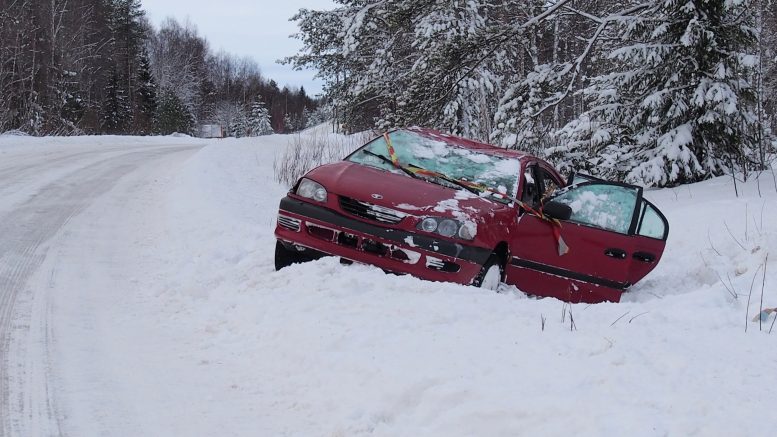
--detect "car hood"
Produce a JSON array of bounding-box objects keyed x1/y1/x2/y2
[{"x1": 305, "y1": 161, "x2": 508, "y2": 220}]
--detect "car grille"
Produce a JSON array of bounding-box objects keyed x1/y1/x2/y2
[
  {"x1": 339, "y1": 196, "x2": 406, "y2": 224},
  {"x1": 277, "y1": 214, "x2": 301, "y2": 231}
]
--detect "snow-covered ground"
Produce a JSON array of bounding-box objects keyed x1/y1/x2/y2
[{"x1": 1, "y1": 131, "x2": 776, "y2": 436}]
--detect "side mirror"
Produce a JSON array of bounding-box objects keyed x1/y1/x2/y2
[{"x1": 542, "y1": 200, "x2": 572, "y2": 221}]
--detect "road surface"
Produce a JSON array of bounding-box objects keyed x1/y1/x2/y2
[{"x1": 0, "y1": 140, "x2": 201, "y2": 436}]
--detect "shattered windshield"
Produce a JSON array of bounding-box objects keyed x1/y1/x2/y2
[{"x1": 346, "y1": 130, "x2": 521, "y2": 197}]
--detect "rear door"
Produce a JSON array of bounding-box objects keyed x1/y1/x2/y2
[{"x1": 507, "y1": 181, "x2": 667, "y2": 303}]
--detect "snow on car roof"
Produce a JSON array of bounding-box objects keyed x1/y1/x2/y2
[{"x1": 404, "y1": 126, "x2": 531, "y2": 161}]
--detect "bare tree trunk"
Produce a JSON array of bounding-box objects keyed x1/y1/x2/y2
[{"x1": 756, "y1": 0, "x2": 766, "y2": 169}]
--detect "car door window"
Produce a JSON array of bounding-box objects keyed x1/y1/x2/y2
[
  {"x1": 637, "y1": 200, "x2": 668, "y2": 240},
  {"x1": 551, "y1": 183, "x2": 640, "y2": 234}
]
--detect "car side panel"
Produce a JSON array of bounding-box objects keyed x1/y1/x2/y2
[
  {"x1": 507, "y1": 263, "x2": 624, "y2": 303},
  {"x1": 507, "y1": 214, "x2": 637, "y2": 302}
]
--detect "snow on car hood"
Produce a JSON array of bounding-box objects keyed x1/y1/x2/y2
[{"x1": 305, "y1": 161, "x2": 507, "y2": 221}]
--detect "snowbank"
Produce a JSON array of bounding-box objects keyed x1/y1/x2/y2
[
  {"x1": 151, "y1": 138, "x2": 777, "y2": 435},
  {"x1": 9, "y1": 134, "x2": 777, "y2": 436}
]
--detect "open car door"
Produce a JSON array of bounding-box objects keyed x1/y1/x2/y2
[{"x1": 507, "y1": 181, "x2": 668, "y2": 303}]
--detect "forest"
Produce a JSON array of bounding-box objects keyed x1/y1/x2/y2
[
  {"x1": 0, "y1": 0, "x2": 320, "y2": 137},
  {"x1": 3, "y1": 0, "x2": 776, "y2": 187},
  {"x1": 287, "y1": 0, "x2": 777, "y2": 187}
]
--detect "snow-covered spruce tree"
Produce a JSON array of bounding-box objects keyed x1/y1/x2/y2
[
  {"x1": 247, "y1": 98, "x2": 273, "y2": 136},
  {"x1": 229, "y1": 105, "x2": 248, "y2": 138},
  {"x1": 134, "y1": 50, "x2": 158, "y2": 135},
  {"x1": 102, "y1": 67, "x2": 132, "y2": 134},
  {"x1": 556, "y1": 0, "x2": 761, "y2": 186},
  {"x1": 301, "y1": 107, "x2": 313, "y2": 128},
  {"x1": 304, "y1": 104, "x2": 332, "y2": 128},
  {"x1": 156, "y1": 91, "x2": 193, "y2": 134},
  {"x1": 283, "y1": 112, "x2": 294, "y2": 133},
  {"x1": 105, "y1": 0, "x2": 151, "y2": 134}
]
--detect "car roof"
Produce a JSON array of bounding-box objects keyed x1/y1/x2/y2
[{"x1": 403, "y1": 127, "x2": 532, "y2": 161}]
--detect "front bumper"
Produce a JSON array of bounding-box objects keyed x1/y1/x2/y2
[{"x1": 274, "y1": 196, "x2": 490, "y2": 285}]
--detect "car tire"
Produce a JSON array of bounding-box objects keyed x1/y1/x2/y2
[
  {"x1": 472, "y1": 255, "x2": 504, "y2": 291},
  {"x1": 275, "y1": 241, "x2": 304, "y2": 271}
]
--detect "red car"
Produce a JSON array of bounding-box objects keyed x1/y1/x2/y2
[{"x1": 274, "y1": 128, "x2": 668, "y2": 303}]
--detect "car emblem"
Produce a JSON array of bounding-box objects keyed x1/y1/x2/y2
[{"x1": 371, "y1": 194, "x2": 383, "y2": 200}]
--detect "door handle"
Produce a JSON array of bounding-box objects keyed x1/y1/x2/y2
[
  {"x1": 604, "y1": 248, "x2": 627, "y2": 259},
  {"x1": 633, "y1": 251, "x2": 656, "y2": 263}
]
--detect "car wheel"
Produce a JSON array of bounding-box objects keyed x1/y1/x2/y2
[
  {"x1": 472, "y1": 255, "x2": 503, "y2": 291},
  {"x1": 275, "y1": 241, "x2": 304, "y2": 271}
]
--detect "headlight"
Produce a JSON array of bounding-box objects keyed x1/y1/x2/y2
[
  {"x1": 416, "y1": 217, "x2": 476, "y2": 240},
  {"x1": 437, "y1": 219, "x2": 458, "y2": 237},
  {"x1": 420, "y1": 217, "x2": 438, "y2": 232},
  {"x1": 296, "y1": 178, "x2": 327, "y2": 202},
  {"x1": 458, "y1": 222, "x2": 476, "y2": 240}
]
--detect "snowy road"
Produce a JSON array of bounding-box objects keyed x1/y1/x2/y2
[{"x1": 0, "y1": 140, "x2": 201, "y2": 435}]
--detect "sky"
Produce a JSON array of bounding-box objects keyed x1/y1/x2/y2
[{"x1": 140, "y1": 0, "x2": 335, "y2": 96}]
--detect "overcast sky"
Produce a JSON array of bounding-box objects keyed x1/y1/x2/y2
[{"x1": 140, "y1": 0, "x2": 335, "y2": 96}]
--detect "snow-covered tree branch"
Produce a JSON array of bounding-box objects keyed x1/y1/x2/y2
[{"x1": 289, "y1": 0, "x2": 776, "y2": 187}]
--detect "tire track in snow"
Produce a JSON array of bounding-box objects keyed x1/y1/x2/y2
[
  {"x1": 0, "y1": 144, "x2": 192, "y2": 211},
  {"x1": 0, "y1": 144, "x2": 200, "y2": 436}
]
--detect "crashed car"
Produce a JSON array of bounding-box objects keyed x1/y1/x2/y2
[{"x1": 274, "y1": 127, "x2": 668, "y2": 303}]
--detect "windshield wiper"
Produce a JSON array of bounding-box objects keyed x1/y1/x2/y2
[
  {"x1": 406, "y1": 163, "x2": 483, "y2": 196},
  {"x1": 361, "y1": 149, "x2": 420, "y2": 179},
  {"x1": 408, "y1": 163, "x2": 514, "y2": 204},
  {"x1": 363, "y1": 149, "x2": 506, "y2": 201}
]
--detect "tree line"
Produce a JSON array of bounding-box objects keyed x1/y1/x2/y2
[
  {"x1": 0, "y1": 0, "x2": 319, "y2": 136},
  {"x1": 287, "y1": 0, "x2": 777, "y2": 187}
]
